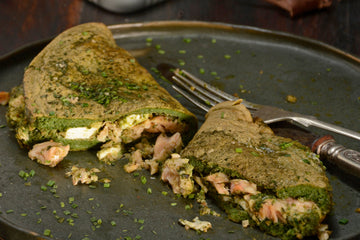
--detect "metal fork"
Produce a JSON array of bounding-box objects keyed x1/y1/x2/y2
[
  {"x1": 170, "y1": 68, "x2": 360, "y2": 177},
  {"x1": 171, "y1": 69, "x2": 360, "y2": 141}
]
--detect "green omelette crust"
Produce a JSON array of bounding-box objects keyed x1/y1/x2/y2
[
  {"x1": 181, "y1": 100, "x2": 332, "y2": 239},
  {"x1": 7, "y1": 23, "x2": 197, "y2": 149}
]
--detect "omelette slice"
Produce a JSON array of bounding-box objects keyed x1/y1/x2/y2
[
  {"x1": 6, "y1": 22, "x2": 197, "y2": 164},
  {"x1": 169, "y1": 100, "x2": 332, "y2": 240}
]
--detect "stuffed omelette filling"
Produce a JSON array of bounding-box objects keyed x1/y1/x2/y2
[{"x1": 6, "y1": 22, "x2": 197, "y2": 167}]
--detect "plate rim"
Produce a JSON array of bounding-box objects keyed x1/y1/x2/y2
[{"x1": 2, "y1": 20, "x2": 360, "y2": 66}]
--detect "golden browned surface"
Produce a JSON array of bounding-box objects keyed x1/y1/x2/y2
[
  {"x1": 182, "y1": 100, "x2": 330, "y2": 191},
  {"x1": 23, "y1": 22, "x2": 195, "y2": 122}
]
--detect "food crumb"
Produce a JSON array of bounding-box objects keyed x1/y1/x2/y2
[
  {"x1": 179, "y1": 217, "x2": 212, "y2": 232},
  {"x1": 242, "y1": 219, "x2": 250, "y2": 228},
  {"x1": 355, "y1": 208, "x2": 360, "y2": 213},
  {"x1": 318, "y1": 224, "x2": 330, "y2": 240},
  {"x1": 0, "y1": 91, "x2": 10, "y2": 105},
  {"x1": 65, "y1": 166, "x2": 100, "y2": 185},
  {"x1": 286, "y1": 95, "x2": 297, "y2": 103}
]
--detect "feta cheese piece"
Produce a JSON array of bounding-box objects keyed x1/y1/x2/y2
[
  {"x1": 97, "y1": 143, "x2": 123, "y2": 164},
  {"x1": 65, "y1": 127, "x2": 99, "y2": 139},
  {"x1": 119, "y1": 113, "x2": 151, "y2": 130}
]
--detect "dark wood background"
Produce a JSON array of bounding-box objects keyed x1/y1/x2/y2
[{"x1": 0, "y1": 0, "x2": 359, "y2": 58}]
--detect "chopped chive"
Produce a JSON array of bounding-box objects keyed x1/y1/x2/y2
[
  {"x1": 302, "y1": 159, "x2": 311, "y2": 164},
  {"x1": 178, "y1": 59, "x2": 185, "y2": 66},
  {"x1": 251, "y1": 151, "x2": 260, "y2": 156},
  {"x1": 43, "y1": 229, "x2": 51, "y2": 236},
  {"x1": 188, "y1": 193, "x2": 195, "y2": 199},
  {"x1": 47, "y1": 180, "x2": 55, "y2": 187},
  {"x1": 18, "y1": 170, "x2": 29, "y2": 180},
  {"x1": 235, "y1": 148, "x2": 243, "y2": 153},
  {"x1": 224, "y1": 54, "x2": 231, "y2": 59},
  {"x1": 29, "y1": 169, "x2": 35, "y2": 177},
  {"x1": 64, "y1": 210, "x2": 71, "y2": 215},
  {"x1": 141, "y1": 176, "x2": 147, "y2": 184},
  {"x1": 158, "y1": 49, "x2": 165, "y2": 55},
  {"x1": 147, "y1": 188, "x2": 152, "y2": 194},
  {"x1": 339, "y1": 219, "x2": 349, "y2": 224},
  {"x1": 279, "y1": 142, "x2": 293, "y2": 150}
]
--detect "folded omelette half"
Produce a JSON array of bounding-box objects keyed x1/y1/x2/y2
[
  {"x1": 6, "y1": 22, "x2": 197, "y2": 164},
  {"x1": 177, "y1": 100, "x2": 332, "y2": 240}
]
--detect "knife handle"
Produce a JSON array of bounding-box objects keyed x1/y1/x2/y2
[{"x1": 312, "y1": 135, "x2": 360, "y2": 177}]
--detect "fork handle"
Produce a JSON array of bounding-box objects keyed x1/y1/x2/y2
[
  {"x1": 292, "y1": 117, "x2": 360, "y2": 141},
  {"x1": 312, "y1": 135, "x2": 360, "y2": 177}
]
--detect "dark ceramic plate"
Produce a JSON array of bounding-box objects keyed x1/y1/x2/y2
[{"x1": 0, "y1": 21, "x2": 359, "y2": 240}]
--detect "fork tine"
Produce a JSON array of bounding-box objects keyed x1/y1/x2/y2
[
  {"x1": 174, "y1": 69, "x2": 235, "y2": 103},
  {"x1": 172, "y1": 85, "x2": 211, "y2": 112},
  {"x1": 172, "y1": 75, "x2": 219, "y2": 106},
  {"x1": 172, "y1": 68, "x2": 258, "y2": 113}
]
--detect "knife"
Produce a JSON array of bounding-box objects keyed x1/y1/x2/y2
[{"x1": 270, "y1": 121, "x2": 360, "y2": 177}]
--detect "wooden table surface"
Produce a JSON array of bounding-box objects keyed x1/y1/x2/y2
[{"x1": 0, "y1": 0, "x2": 359, "y2": 58}]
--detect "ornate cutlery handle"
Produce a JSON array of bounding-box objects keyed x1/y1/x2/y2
[{"x1": 312, "y1": 135, "x2": 360, "y2": 177}]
